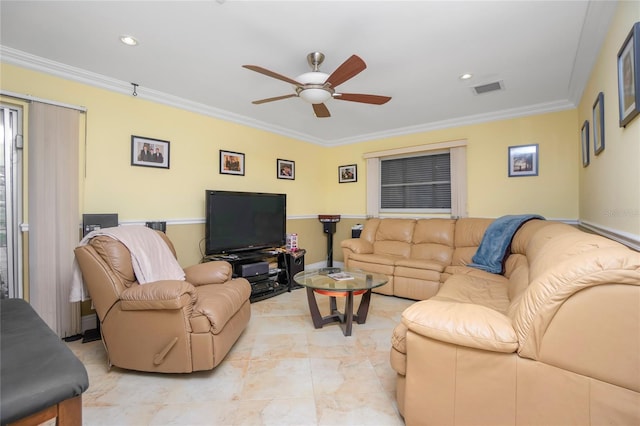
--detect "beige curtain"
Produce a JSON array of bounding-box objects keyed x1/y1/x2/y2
[{"x1": 28, "y1": 102, "x2": 80, "y2": 337}]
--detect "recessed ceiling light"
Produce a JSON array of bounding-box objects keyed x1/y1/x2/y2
[
  {"x1": 120, "y1": 35, "x2": 138, "y2": 46},
  {"x1": 460, "y1": 73, "x2": 473, "y2": 80}
]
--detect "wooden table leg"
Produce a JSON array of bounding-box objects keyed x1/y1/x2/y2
[
  {"x1": 329, "y1": 295, "x2": 338, "y2": 315},
  {"x1": 355, "y1": 289, "x2": 373, "y2": 324},
  {"x1": 343, "y1": 291, "x2": 354, "y2": 336},
  {"x1": 306, "y1": 287, "x2": 324, "y2": 329}
]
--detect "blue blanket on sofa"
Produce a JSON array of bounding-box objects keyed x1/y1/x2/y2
[{"x1": 468, "y1": 214, "x2": 544, "y2": 274}]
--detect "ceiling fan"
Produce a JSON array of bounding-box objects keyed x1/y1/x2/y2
[{"x1": 242, "y1": 52, "x2": 391, "y2": 118}]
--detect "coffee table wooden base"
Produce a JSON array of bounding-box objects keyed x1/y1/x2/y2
[{"x1": 305, "y1": 287, "x2": 373, "y2": 336}]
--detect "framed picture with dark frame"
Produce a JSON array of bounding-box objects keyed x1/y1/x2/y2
[
  {"x1": 592, "y1": 92, "x2": 605, "y2": 155},
  {"x1": 338, "y1": 164, "x2": 357, "y2": 183},
  {"x1": 131, "y1": 135, "x2": 170, "y2": 169},
  {"x1": 617, "y1": 22, "x2": 640, "y2": 127},
  {"x1": 277, "y1": 159, "x2": 295, "y2": 180},
  {"x1": 507, "y1": 144, "x2": 538, "y2": 177},
  {"x1": 581, "y1": 120, "x2": 590, "y2": 167},
  {"x1": 219, "y1": 150, "x2": 245, "y2": 176}
]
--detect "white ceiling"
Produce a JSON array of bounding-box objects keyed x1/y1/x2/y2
[{"x1": 0, "y1": 1, "x2": 617, "y2": 146}]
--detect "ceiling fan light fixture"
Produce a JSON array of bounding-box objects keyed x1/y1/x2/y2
[{"x1": 298, "y1": 88, "x2": 332, "y2": 104}]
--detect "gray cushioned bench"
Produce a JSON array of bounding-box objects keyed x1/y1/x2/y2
[{"x1": 1, "y1": 299, "x2": 89, "y2": 425}]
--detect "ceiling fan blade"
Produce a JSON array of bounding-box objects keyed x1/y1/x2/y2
[
  {"x1": 334, "y1": 93, "x2": 392, "y2": 105},
  {"x1": 325, "y1": 55, "x2": 367, "y2": 88},
  {"x1": 242, "y1": 65, "x2": 302, "y2": 87},
  {"x1": 252, "y1": 94, "x2": 297, "y2": 104},
  {"x1": 312, "y1": 103, "x2": 331, "y2": 118}
]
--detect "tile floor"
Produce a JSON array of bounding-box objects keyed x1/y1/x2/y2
[{"x1": 67, "y1": 288, "x2": 415, "y2": 425}]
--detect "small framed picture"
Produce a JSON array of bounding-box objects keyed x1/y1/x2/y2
[
  {"x1": 617, "y1": 22, "x2": 639, "y2": 127},
  {"x1": 220, "y1": 150, "x2": 245, "y2": 176},
  {"x1": 507, "y1": 144, "x2": 538, "y2": 177},
  {"x1": 131, "y1": 135, "x2": 170, "y2": 169},
  {"x1": 592, "y1": 92, "x2": 605, "y2": 155},
  {"x1": 277, "y1": 159, "x2": 295, "y2": 180},
  {"x1": 581, "y1": 120, "x2": 590, "y2": 167},
  {"x1": 339, "y1": 164, "x2": 357, "y2": 183}
]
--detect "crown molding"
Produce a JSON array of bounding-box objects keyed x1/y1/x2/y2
[
  {"x1": 0, "y1": 46, "x2": 326, "y2": 145},
  {"x1": 566, "y1": 0, "x2": 617, "y2": 105},
  {"x1": 1, "y1": 45, "x2": 577, "y2": 147},
  {"x1": 332, "y1": 99, "x2": 576, "y2": 146}
]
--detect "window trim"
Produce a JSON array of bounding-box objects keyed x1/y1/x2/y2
[{"x1": 364, "y1": 140, "x2": 467, "y2": 218}]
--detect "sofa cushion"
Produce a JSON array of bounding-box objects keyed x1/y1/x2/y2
[
  {"x1": 395, "y1": 258, "x2": 445, "y2": 273},
  {"x1": 375, "y1": 218, "x2": 415, "y2": 243},
  {"x1": 402, "y1": 299, "x2": 518, "y2": 353},
  {"x1": 193, "y1": 279, "x2": 251, "y2": 334},
  {"x1": 413, "y1": 218, "x2": 455, "y2": 246},
  {"x1": 374, "y1": 240, "x2": 412, "y2": 258},
  {"x1": 394, "y1": 266, "x2": 441, "y2": 282},
  {"x1": 410, "y1": 243, "x2": 453, "y2": 265},
  {"x1": 391, "y1": 323, "x2": 409, "y2": 375},
  {"x1": 435, "y1": 272, "x2": 510, "y2": 314},
  {"x1": 349, "y1": 252, "x2": 400, "y2": 266},
  {"x1": 411, "y1": 219, "x2": 455, "y2": 264},
  {"x1": 451, "y1": 218, "x2": 493, "y2": 266},
  {"x1": 89, "y1": 236, "x2": 136, "y2": 288}
]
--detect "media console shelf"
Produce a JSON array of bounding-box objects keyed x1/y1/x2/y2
[{"x1": 204, "y1": 248, "x2": 305, "y2": 303}]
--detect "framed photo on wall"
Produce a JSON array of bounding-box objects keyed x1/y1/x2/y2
[
  {"x1": 277, "y1": 159, "x2": 295, "y2": 180},
  {"x1": 617, "y1": 22, "x2": 640, "y2": 127},
  {"x1": 219, "y1": 150, "x2": 245, "y2": 176},
  {"x1": 339, "y1": 164, "x2": 357, "y2": 183},
  {"x1": 131, "y1": 135, "x2": 170, "y2": 169},
  {"x1": 592, "y1": 92, "x2": 605, "y2": 155},
  {"x1": 581, "y1": 120, "x2": 590, "y2": 167},
  {"x1": 507, "y1": 144, "x2": 538, "y2": 177}
]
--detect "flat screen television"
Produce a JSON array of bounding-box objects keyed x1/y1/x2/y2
[{"x1": 205, "y1": 190, "x2": 286, "y2": 255}]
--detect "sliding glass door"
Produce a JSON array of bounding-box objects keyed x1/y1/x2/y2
[{"x1": 0, "y1": 105, "x2": 23, "y2": 299}]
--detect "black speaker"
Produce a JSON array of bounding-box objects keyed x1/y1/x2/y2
[
  {"x1": 279, "y1": 251, "x2": 305, "y2": 290},
  {"x1": 145, "y1": 221, "x2": 166, "y2": 233},
  {"x1": 82, "y1": 213, "x2": 118, "y2": 237},
  {"x1": 322, "y1": 222, "x2": 337, "y2": 234},
  {"x1": 235, "y1": 261, "x2": 269, "y2": 278}
]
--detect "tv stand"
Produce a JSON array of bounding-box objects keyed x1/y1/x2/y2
[{"x1": 203, "y1": 248, "x2": 305, "y2": 302}]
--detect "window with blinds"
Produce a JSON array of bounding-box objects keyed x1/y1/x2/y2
[{"x1": 380, "y1": 152, "x2": 451, "y2": 212}]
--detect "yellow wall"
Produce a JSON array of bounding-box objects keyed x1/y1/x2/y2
[
  {"x1": 578, "y1": 2, "x2": 640, "y2": 238},
  {"x1": 325, "y1": 110, "x2": 580, "y2": 219},
  {"x1": 1, "y1": 66, "x2": 328, "y2": 219},
  {"x1": 1, "y1": 64, "x2": 334, "y2": 264}
]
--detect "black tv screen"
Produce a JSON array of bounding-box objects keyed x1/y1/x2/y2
[{"x1": 205, "y1": 190, "x2": 286, "y2": 255}]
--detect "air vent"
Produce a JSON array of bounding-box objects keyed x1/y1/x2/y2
[{"x1": 472, "y1": 81, "x2": 504, "y2": 95}]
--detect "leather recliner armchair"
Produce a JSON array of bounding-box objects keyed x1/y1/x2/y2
[{"x1": 74, "y1": 231, "x2": 251, "y2": 373}]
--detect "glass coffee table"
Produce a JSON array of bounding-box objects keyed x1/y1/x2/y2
[{"x1": 293, "y1": 268, "x2": 388, "y2": 336}]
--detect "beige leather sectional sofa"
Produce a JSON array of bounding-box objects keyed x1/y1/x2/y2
[{"x1": 341, "y1": 218, "x2": 640, "y2": 425}]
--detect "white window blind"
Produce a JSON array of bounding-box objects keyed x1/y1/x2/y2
[
  {"x1": 364, "y1": 140, "x2": 467, "y2": 218},
  {"x1": 380, "y1": 152, "x2": 451, "y2": 211}
]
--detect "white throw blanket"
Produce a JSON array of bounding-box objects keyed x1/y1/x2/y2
[{"x1": 70, "y1": 225, "x2": 185, "y2": 302}]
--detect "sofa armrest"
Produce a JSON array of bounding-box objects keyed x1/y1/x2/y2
[
  {"x1": 184, "y1": 261, "x2": 232, "y2": 285},
  {"x1": 341, "y1": 238, "x2": 374, "y2": 254},
  {"x1": 119, "y1": 280, "x2": 196, "y2": 310},
  {"x1": 401, "y1": 299, "x2": 518, "y2": 353}
]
